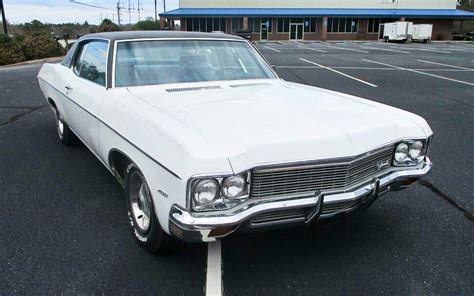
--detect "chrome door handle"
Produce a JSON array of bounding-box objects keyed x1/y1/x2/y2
[{"x1": 65, "y1": 85, "x2": 73, "y2": 91}]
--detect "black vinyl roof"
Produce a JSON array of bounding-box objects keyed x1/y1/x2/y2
[{"x1": 79, "y1": 30, "x2": 244, "y2": 42}]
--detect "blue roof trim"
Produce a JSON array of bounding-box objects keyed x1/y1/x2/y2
[{"x1": 161, "y1": 8, "x2": 474, "y2": 18}]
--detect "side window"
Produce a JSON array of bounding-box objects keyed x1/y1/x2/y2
[
  {"x1": 61, "y1": 42, "x2": 77, "y2": 67},
  {"x1": 73, "y1": 41, "x2": 108, "y2": 86}
]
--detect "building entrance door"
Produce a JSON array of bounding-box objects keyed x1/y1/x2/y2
[
  {"x1": 261, "y1": 23, "x2": 268, "y2": 40},
  {"x1": 290, "y1": 23, "x2": 304, "y2": 40}
]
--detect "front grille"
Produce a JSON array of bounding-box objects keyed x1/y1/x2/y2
[
  {"x1": 250, "y1": 208, "x2": 310, "y2": 226},
  {"x1": 250, "y1": 147, "x2": 393, "y2": 199}
]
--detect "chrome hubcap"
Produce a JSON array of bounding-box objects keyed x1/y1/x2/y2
[
  {"x1": 130, "y1": 179, "x2": 152, "y2": 233},
  {"x1": 57, "y1": 115, "x2": 64, "y2": 136}
]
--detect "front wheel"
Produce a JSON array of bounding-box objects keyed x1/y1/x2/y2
[{"x1": 125, "y1": 163, "x2": 174, "y2": 253}]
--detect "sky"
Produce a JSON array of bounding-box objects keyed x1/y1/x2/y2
[{"x1": 3, "y1": 0, "x2": 179, "y2": 25}]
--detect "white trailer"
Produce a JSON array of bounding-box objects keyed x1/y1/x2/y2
[
  {"x1": 382, "y1": 21, "x2": 414, "y2": 43},
  {"x1": 411, "y1": 24, "x2": 433, "y2": 43}
]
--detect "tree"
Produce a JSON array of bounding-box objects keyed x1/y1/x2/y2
[
  {"x1": 96, "y1": 18, "x2": 121, "y2": 32},
  {"x1": 132, "y1": 17, "x2": 160, "y2": 30},
  {"x1": 459, "y1": 0, "x2": 474, "y2": 11},
  {"x1": 82, "y1": 21, "x2": 89, "y2": 28}
]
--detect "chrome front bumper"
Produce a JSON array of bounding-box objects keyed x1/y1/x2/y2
[{"x1": 169, "y1": 158, "x2": 432, "y2": 242}]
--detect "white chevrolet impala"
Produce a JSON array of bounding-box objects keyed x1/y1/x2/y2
[{"x1": 38, "y1": 31, "x2": 433, "y2": 252}]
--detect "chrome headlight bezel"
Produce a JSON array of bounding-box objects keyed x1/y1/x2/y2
[
  {"x1": 192, "y1": 178, "x2": 219, "y2": 207},
  {"x1": 393, "y1": 139, "x2": 430, "y2": 167},
  {"x1": 188, "y1": 173, "x2": 250, "y2": 212}
]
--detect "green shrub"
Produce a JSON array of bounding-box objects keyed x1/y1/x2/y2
[
  {"x1": 97, "y1": 19, "x2": 121, "y2": 32},
  {"x1": 13, "y1": 34, "x2": 25, "y2": 44},
  {"x1": 0, "y1": 33, "x2": 12, "y2": 44},
  {"x1": 21, "y1": 32, "x2": 64, "y2": 60},
  {"x1": 132, "y1": 18, "x2": 160, "y2": 30},
  {"x1": 0, "y1": 40, "x2": 26, "y2": 65}
]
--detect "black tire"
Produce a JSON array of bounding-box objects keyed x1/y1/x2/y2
[
  {"x1": 55, "y1": 110, "x2": 77, "y2": 146},
  {"x1": 125, "y1": 163, "x2": 174, "y2": 253},
  {"x1": 384, "y1": 36, "x2": 389, "y2": 42}
]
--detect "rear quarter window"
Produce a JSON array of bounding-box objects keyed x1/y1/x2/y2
[{"x1": 61, "y1": 42, "x2": 78, "y2": 67}]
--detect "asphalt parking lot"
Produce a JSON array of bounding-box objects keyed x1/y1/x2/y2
[{"x1": 1, "y1": 41, "x2": 473, "y2": 295}]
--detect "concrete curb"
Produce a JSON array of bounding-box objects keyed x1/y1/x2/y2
[{"x1": 0, "y1": 56, "x2": 64, "y2": 69}]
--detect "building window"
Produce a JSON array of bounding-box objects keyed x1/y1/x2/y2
[
  {"x1": 185, "y1": 18, "x2": 227, "y2": 33},
  {"x1": 277, "y1": 18, "x2": 290, "y2": 33},
  {"x1": 327, "y1": 18, "x2": 359, "y2": 33},
  {"x1": 304, "y1": 18, "x2": 318, "y2": 33},
  {"x1": 231, "y1": 18, "x2": 243, "y2": 33},
  {"x1": 368, "y1": 18, "x2": 380, "y2": 33},
  {"x1": 367, "y1": 18, "x2": 398, "y2": 33}
]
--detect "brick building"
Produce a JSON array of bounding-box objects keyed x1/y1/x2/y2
[{"x1": 161, "y1": 0, "x2": 474, "y2": 41}]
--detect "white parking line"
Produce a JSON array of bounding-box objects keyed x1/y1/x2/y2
[
  {"x1": 363, "y1": 59, "x2": 474, "y2": 86},
  {"x1": 300, "y1": 58, "x2": 377, "y2": 87},
  {"x1": 417, "y1": 59, "x2": 474, "y2": 70},
  {"x1": 299, "y1": 46, "x2": 327, "y2": 53},
  {"x1": 322, "y1": 45, "x2": 370, "y2": 53},
  {"x1": 359, "y1": 46, "x2": 410, "y2": 54},
  {"x1": 276, "y1": 65, "x2": 474, "y2": 71},
  {"x1": 262, "y1": 46, "x2": 281, "y2": 53},
  {"x1": 389, "y1": 46, "x2": 451, "y2": 54},
  {"x1": 206, "y1": 241, "x2": 222, "y2": 296},
  {"x1": 435, "y1": 47, "x2": 474, "y2": 53}
]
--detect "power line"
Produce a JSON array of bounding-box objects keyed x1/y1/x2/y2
[{"x1": 68, "y1": 0, "x2": 114, "y2": 11}]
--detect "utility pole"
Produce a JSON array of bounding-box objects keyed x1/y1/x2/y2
[
  {"x1": 116, "y1": 1, "x2": 122, "y2": 25},
  {"x1": 128, "y1": 0, "x2": 131, "y2": 24},
  {"x1": 163, "y1": 0, "x2": 166, "y2": 13},
  {"x1": 137, "y1": 0, "x2": 141, "y2": 21},
  {"x1": 0, "y1": 0, "x2": 8, "y2": 35},
  {"x1": 154, "y1": 0, "x2": 157, "y2": 22}
]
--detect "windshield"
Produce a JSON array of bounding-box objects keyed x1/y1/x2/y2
[{"x1": 114, "y1": 40, "x2": 276, "y2": 87}]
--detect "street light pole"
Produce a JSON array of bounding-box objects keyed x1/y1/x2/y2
[
  {"x1": 154, "y1": 0, "x2": 157, "y2": 22},
  {"x1": 0, "y1": 0, "x2": 8, "y2": 35},
  {"x1": 163, "y1": 0, "x2": 166, "y2": 13}
]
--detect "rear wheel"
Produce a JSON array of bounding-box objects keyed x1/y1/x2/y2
[
  {"x1": 55, "y1": 111, "x2": 77, "y2": 146},
  {"x1": 125, "y1": 163, "x2": 174, "y2": 253},
  {"x1": 384, "y1": 36, "x2": 389, "y2": 42}
]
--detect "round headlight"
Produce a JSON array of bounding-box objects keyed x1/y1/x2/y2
[
  {"x1": 394, "y1": 142, "x2": 409, "y2": 163},
  {"x1": 409, "y1": 141, "x2": 424, "y2": 160},
  {"x1": 222, "y1": 175, "x2": 246, "y2": 199},
  {"x1": 193, "y1": 179, "x2": 218, "y2": 206}
]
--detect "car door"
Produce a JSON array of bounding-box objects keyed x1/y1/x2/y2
[{"x1": 65, "y1": 40, "x2": 109, "y2": 154}]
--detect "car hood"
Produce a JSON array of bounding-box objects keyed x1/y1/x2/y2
[{"x1": 127, "y1": 79, "x2": 432, "y2": 173}]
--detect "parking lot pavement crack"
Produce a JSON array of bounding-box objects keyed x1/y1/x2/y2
[
  {"x1": 419, "y1": 179, "x2": 474, "y2": 222},
  {"x1": 0, "y1": 106, "x2": 45, "y2": 127}
]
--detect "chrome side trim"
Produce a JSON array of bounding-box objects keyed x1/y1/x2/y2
[{"x1": 38, "y1": 77, "x2": 181, "y2": 179}]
